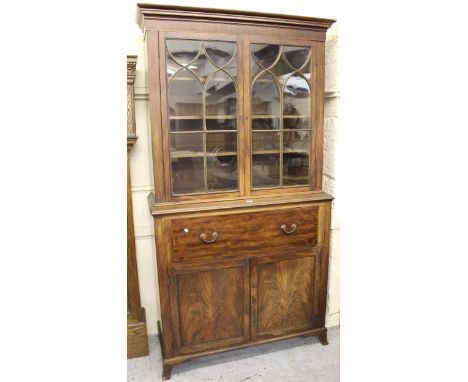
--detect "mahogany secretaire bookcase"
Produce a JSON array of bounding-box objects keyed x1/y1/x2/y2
[{"x1": 137, "y1": 4, "x2": 335, "y2": 379}]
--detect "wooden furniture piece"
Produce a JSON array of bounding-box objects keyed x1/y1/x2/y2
[
  {"x1": 127, "y1": 55, "x2": 149, "y2": 359},
  {"x1": 137, "y1": 4, "x2": 335, "y2": 379}
]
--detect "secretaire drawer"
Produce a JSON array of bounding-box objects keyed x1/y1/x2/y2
[{"x1": 170, "y1": 205, "x2": 320, "y2": 262}]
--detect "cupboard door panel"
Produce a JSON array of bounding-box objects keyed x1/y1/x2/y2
[
  {"x1": 170, "y1": 259, "x2": 250, "y2": 354},
  {"x1": 251, "y1": 248, "x2": 321, "y2": 339}
]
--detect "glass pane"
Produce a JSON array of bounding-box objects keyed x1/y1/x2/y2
[
  {"x1": 252, "y1": 73, "x2": 280, "y2": 115},
  {"x1": 207, "y1": 156, "x2": 238, "y2": 191},
  {"x1": 301, "y1": 57, "x2": 311, "y2": 80},
  {"x1": 204, "y1": 41, "x2": 236, "y2": 68},
  {"x1": 270, "y1": 55, "x2": 294, "y2": 83},
  {"x1": 189, "y1": 51, "x2": 217, "y2": 84},
  {"x1": 283, "y1": 131, "x2": 310, "y2": 153},
  {"x1": 283, "y1": 153, "x2": 309, "y2": 186},
  {"x1": 166, "y1": 56, "x2": 181, "y2": 79},
  {"x1": 171, "y1": 157, "x2": 205, "y2": 194},
  {"x1": 252, "y1": 44, "x2": 280, "y2": 69},
  {"x1": 283, "y1": 74, "x2": 310, "y2": 117},
  {"x1": 167, "y1": 39, "x2": 201, "y2": 66},
  {"x1": 170, "y1": 118, "x2": 203, "y2": 132},
  {"x1": 206, "y1": 132, "x2": 237, "y2": 154},
  {"x1": 170, "y1": 133, "x2": 204, "y2": 156},
  {"x1": 252, "y1": 131, "x2": 280, "y2": 151},
  {"x1": 168, "y1": 69, "x2": 202, "y2": 117},
  {"x1": 283, "y1": 117, "x2": 310, "y2": 130},
  {"x1": 252, "y1": 117, "x2": 280, "y2": 130},
  {"x1": 206, "y1": 117, "x2": 236, "y2": 131},
  {"x1": 283, "y1": 46, "x2": 310, "y2": 70},
  {"x1": 251, "y1": 59, "x2": 262, "y2": 78},
  {"x1": 252, "y1": 154, "x2": 280, "y2": 188},
  {"x1": 205, "y1": 71, "x2": 237, "y2": 117}
]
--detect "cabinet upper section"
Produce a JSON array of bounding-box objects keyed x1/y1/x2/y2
[{"x1": 137, "y1": 4, "x2": 335, "y2": 205}]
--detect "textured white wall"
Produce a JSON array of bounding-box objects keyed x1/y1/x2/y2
[
  {"x1": 323, "y1": 24, "x2": 340, "y2": 327},
  {"x1": 127, "y1": 1, "x2": 339, "y2": 334}
]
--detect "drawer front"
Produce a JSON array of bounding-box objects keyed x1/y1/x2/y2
[{"x1": 171, "y1": 205, "x2": 320, "y2": 262}]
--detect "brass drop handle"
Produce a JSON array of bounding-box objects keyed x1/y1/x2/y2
[
  {"x1": 280, "y1": 223, "x2": 297, "y2": 234},
  {"x1": 200, "y1": 231, "x2": 219, "y2": 243}
]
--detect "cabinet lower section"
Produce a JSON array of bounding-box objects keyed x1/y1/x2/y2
[{"x1": 153, "y1": 199, "x2": 332, "y2": 380}]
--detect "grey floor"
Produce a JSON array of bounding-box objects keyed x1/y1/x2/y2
[{"x1": 127, "y1": 327, "x2": 339, "y2": 382}]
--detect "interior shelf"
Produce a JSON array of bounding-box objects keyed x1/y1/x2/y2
[
  {"x1": 252, "y1": 149, "x2": 309, "y2": 155},
  {"x1": 171, "y1": 151, "x2": 237, "y2": 158},
  {"x1": 252, "y1": 115, "x2": 308, "y2": 119},
  {"x1": 169, "y1": 115, "x2": 237, "y2": 120}
]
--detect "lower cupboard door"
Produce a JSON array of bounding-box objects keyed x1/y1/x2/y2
[
  {"x1": 169, "y1": 258, "x2": 250, "y2": 354},
  {"x1": 251, "y1": 247, "x2": 322, "y2": 339}
]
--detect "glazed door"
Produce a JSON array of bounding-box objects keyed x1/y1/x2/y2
[
  {"x1": 169, "y1": 258, "x2": 250, "y2": 354},
  {"x1": 246, "y1": 37, "x2": 322, "y2": 194},
  {"x1": 250, "y1": 247, "x2": 322, "y2": 339},
  {"x1": 159, "y1": 31, "x2": 245, "y2": 200}
]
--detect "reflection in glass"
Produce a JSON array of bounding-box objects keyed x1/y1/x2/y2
[
  {"x1": 283, "y1": 117, "x2": 309, "y2": 130},
  {"x1": 171, "y1": 157, "x2": 205, "y2": 194},
  {"x1": 168, "y1": 70, "x2": 203, "y2": 117},
  {"x1": 283, "y1": 74, "x2": 310, "y2": 116},
  {"x1": 252, "y1": 44, "x2": 280, "y2": 69},
  {"x1": 252, "y1": 154, "x2": 280, "y2": 188},
  {"x1": 270, "y1": 56, "x2": 294, "y2": 81},
  {"x1": 170, "y1": 118, "x2": 203, "y2": 132},
  {"x1": 206, "y1": 132, "x2": 237, "y2": 153},
  {"x1": 251, "y1": 73, "x2": 280, "y2": 115},
  {"x1": 167, "y1": 39, "x2": 201, "y2": 66},
  {"x1": 283, "y1": 131, "x2": 310, "y2": 152},
  {"x1": 283, "y1": 153, "x2": 309, "y2": 186},
  {"x1": 206, "y1": 117, "x2": 236, "y2": 131},
  {"x1": 170, "y1": 133, "x2": 204, "y2": 155},
  {"x1": 188, "y1": 51, "x2": 217, "y2": 84},
  {"x1": 205, "y1": 71, "x2": 237, "y2": 116},
  {"x1": 207, "y1": 155, "x2": 238, "y2": 191},
  {"x1": 283, "y1": 46, "x2": 310, "y2": 70},
  {"x1": 251, "y1": 59, "x2": 261, "y2": 78},
  {"x1": 252, "y1": 117, "x2": 280, "y2": 130},
  {"x1": 204, "y1": 41, "x2": 236, "y2": 68},
  {"x1": 166, "y1": 56, "x2": 180, "y2": 79},
  {"x1": 252, "y1": 131, "x2": 280, "y2": 151}
]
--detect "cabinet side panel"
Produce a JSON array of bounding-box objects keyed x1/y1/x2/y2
[
  {"x1": 154, "y1": 218, "x2": 174, "y2": 357},
  {"x1": 318, "y1": 202, "x2": 332, "y2": 326}
]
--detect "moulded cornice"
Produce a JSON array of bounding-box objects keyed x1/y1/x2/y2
[{"x1": 137, "y1": 4, "x2": 336, "y2": 32}]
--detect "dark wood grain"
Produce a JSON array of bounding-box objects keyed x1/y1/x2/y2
[
  {"x1": 251, "y1": 248, "x2": 321, "y2": 339},
  {"x1": 257, "y1": 256, "x2": 315, "y2": 334},
  {"x1": 137, "y1": 5, "x2": 335, "y2": 379},
  {"x1": 171, "y1": 206, "x2": 319, "y2": 262},
  {"x1": 169, "y1": 259, "x2": 250, "y2": 354}
]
